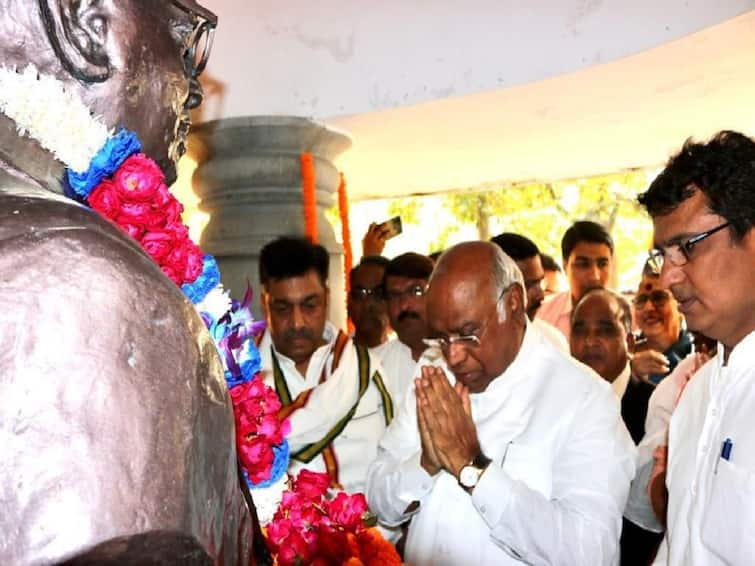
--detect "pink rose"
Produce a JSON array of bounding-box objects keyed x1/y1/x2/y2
[
  {"x1": 87, "y1": 180, "x2": 121, "y2": 219},
  {"x1": 294, "y1": 470, "x2": 330, "y2": 501},
  {"x1": 113, "y1": 153, "x2": 165, "y2": 202},
  {"x1": 140, "y1": 229, "x2": 177, "y2": 262},
  {"x1": 113, "y1": 215, "x2": 146, "y2": 241},
  {"x1": 326, "y1": 491, "x2": 368, "y2": 531}
]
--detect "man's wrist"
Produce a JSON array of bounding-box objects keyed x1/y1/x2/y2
[{"x1": 457, "y1": 451, "x2": 492, "y2": 493}]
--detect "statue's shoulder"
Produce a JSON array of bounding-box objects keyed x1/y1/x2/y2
[{"x1": 0, "y1": 184, "x2": 176, "y2": 293}]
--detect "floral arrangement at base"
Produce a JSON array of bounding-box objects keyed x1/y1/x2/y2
[
  {"x1": 0, "y1": 64, "x2": 400, "y2": 566},
  {"x1": 266, "y1": 470, "x2": 401, "y2": 566}
]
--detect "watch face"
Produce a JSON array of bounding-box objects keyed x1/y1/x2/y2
[{"x1": 459, "y1": 465, "x2": 481, "y2": 488}]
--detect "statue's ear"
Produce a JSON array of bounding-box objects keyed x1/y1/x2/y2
[{"x1": 38, "y1": 0, "x2": 111, "y2": 83}]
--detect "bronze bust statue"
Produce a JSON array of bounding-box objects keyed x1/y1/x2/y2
[{"x1": 0, "y1": 1, "x2": 262, "y2": 564}]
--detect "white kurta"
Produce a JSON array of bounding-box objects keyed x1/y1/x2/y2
[
  {"x1": 367, "y1": 324, "x2": 636, "y2": 565},
  {"x1": 371, "y1": 337, "x2": 420, "y2": 410},
  {"x1": 259, "y1": 322, "x2": 393, "y2": 495},
  {"x1": 657, "y1": 332, "x2": 755, "y2": 566}
]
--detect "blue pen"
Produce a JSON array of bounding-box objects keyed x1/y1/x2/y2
[
  {"x1": 721, "y1": 438, "x2": 733, "y2": 461},
  {"x1": 714, "y1": 438, "x2": 733, "y2": 474}
]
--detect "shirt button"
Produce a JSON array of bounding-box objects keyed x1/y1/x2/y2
[{"x1": 480, "y1": 505, "x2": 487, "y2": 514}]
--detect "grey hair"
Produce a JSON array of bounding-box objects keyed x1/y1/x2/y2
[{"x1": 491, "y1": 246, "x2": 526, "y2": 322}]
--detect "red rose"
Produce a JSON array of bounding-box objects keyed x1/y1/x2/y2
[
  {"x1": 113, "y1": 153, "x2": 165, "y2": 202},
  {"x1": 87, "y1": 180, "x2": 121, "y2": 219},
  {"x1": 140, "y1": 229, "x2": 177, "y2": 262},
  {"x1": 294, "y1": 470, "x2": 330, "y2": 501},
  {"x1": 113, "y1": 215, "x2": 146, "y2": 241}
]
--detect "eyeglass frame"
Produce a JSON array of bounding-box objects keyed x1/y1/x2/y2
[
  {"x1": 647, "y1": 221, "x2": 730, "y2": 274},
  {"x1": 349, "y1": 286, "x2": 385, "y2": 302},
  {"x1": 172, "y1": 0, "x2": 218, "y2": 79},
  {"x1": 632, "y1": 289, "x2": 671, "y2": 309},
  {"x1": 384, "y1": 284, "x2": 426, "y2": 302},
  {"x1": 422, "y1": 285, "x2": 513, "y2": 353}
]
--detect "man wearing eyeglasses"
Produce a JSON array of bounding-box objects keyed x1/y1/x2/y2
[
  {"x1": 257, "y1": 237, "x2": 396, "y2": 498},
  {"x1": 638, "y1": 131, "x2": 755, "y2": 566},
  {"x1": 348, "y1": 256, "x2": 392, "y2": 350},
  {"x1": 0, "y1": 2, "x2": 267, "y2": 564},
  {"x1": 367, "y1": 241, "x2": 635, "y2": 565},
  {"x1": 377, "y1": 252, "x2": 436, "y2": 408}
]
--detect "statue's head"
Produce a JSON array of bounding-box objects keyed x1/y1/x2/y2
[{"x1": 1, "y1": 0, "x2": 216, "y2": 183}]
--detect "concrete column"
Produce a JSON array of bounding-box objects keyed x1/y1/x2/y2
[{"x1": 191, "y1": 116, "x2": 352, "y2": 327}]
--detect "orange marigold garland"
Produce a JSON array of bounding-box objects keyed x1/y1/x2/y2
[
  {"x1": 300, "y1": 152, "x2": 318, "y2": 243},
  {"x1": 338, "y1": 172, "x2": 355, "y2": 334}
]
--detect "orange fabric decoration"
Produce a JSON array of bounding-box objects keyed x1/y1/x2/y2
[
  {"x1": 300, "y1": 152, "x2": 318, "y2": 243},
  {"x1": 338, "y1": 172, "x2": 355, "y2": 334}
]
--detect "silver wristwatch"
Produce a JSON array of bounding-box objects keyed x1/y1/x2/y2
[{"x1": 458, "y1": 452, "x2": 492, "y2": 489}]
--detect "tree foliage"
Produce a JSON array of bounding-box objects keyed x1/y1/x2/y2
[{"x1": 375, "y1": 170, "x2": 654, "y2": 289}]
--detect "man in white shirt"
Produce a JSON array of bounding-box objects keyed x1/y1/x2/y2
[
  {"x1": 570, "y1": 288, "x2": 669, "y2": 563},
  {"x1": 570, "y1": 288, "x2": 633, "y2": 400},
  {"x1": 257, "y1": 237, "x2": 395, "y2": 494},
  {"x1": 492, "y1": 232, "x2": 569, "y2": 351},
  {"x1": 367, "y1": 241, "x2": 636, "y2": 565},
  {"x1": 376, "y1": 252, "x2": 435, "y2": 408},
  {"x1": 536, "y1": 221, "x2": 614, "y2": 341},
  {"x1": 639, "y1": 130, "x2": 755, "y2": 565}
]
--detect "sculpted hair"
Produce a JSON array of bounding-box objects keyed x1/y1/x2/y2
[
  {"x1": 561, "y1": 220, "x2": 614, "y2": 263},
  {"x1": 573, "y1": 288, "x2": 632, "y2": 334},
  {"x1": 349, "y1": 255, "x2": 389, "y2": 287},
  {"x1": 384, "y1": 252, "x2": 434, "y2": 281},
  {"x1": 638, "y1": 130, "x2": 755, "y2": 241},
  {"x1": 492, "y1": 246, "x2": 525, "y2": 322},
  {"x1": 259, "y1": 236, "x2": 329, "y2": 287},
  {"x1": 490, "y1": 232, "x2": 540, "y2": 261}
]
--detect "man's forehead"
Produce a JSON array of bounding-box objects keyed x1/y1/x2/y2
[
  {"x1": 266, "y1": 272, "x2": 326, "y2": 299},
  {"x1": 574, "y1": 294, "x2": 621, "y2": 321},
  {"x1": 385, "y1": 275, "x2": 427, "y2": 289}
]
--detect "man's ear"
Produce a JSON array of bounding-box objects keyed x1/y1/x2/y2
[
  {"x1": 627, "y1": 332, "x2": 636, "y2": 354},
  {"x1": 38, "y1": 0, "x2": 111, "y2": 83}
]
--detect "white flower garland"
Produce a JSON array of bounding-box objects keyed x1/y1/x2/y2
[
  {"x1": 254, "y1": 473, "x2": 289, "y2": 526},
  {"x1": 0, "y1": 65, "x2": 110, "y2": 172}
]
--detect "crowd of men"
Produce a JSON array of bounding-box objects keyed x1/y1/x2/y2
[{"x1": 256, "y1": 130, "x2": 755, "y2": 565}]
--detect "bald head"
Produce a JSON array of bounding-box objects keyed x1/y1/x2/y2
[
  {"x1": 431, "y1": 241, "x2": 525, "y2": 307},
  {"x1": 426, "y1": 242, "x2": 527, "y2": 393}
]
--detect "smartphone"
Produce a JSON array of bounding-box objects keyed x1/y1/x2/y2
[{"x1": 377, "y1": 216, "x2": 402, "y2": 240}]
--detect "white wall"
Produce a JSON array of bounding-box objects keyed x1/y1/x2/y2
[{"x1": 197, "y1": 0, "x2": 754, "y2": 121}]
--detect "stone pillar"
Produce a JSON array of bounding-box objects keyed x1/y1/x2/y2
[{"x1": 191, "y1": 116, "x2": 352, "y2": 327}]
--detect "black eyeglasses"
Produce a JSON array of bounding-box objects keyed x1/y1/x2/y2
[
  {"x1": 633, "y1": 289, "x2": 671, "y2": 309},
  {"x1": 647, "y1": 221, "x2": 730, "y2": 274},
  {"x1": 349, "y1": 287, "x2": 384, "y2": 302},
  {"x1": 385, "y1": 285, "x2": 426, "y2": 302},
  {"x1": 422, "y1": 286, "x2": 511, "y2": 354},
  {"x1": 173, "y1": 0, "x2": 217, "y2": 79}
]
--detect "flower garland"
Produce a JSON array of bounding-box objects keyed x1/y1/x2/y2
[
  {"x1": 300, "y1": 152, "x2": 318, "y2": 243},
  {"x1": 0, "y1": 65, "x2": 400, "y2": 564},
  {"x1": 266, "y1": 470, "x2": 401, "y2": 566}
]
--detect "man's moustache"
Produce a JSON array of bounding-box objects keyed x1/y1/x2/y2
[
  {"x1": 284, "y1": 328, "x2": 316, "y2": 341},
  {"x1": 398, "y1": 310, "x2": 420, "y2": 322}
]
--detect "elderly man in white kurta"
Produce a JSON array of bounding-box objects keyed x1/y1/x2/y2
[
  {"x1": 258, "y1": 237, "x2": 395, "y2": 494},
  {"x1": 367, "y1": 242, "x2": 636, "y2": 565}
]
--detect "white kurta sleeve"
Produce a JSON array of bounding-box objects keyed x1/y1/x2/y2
[
  {"x1": 366, "y1": 382, "x2": 438, "y2": 527},
  {"x1": 470, "y1": 386, "x2": 636, "y2": 565}
]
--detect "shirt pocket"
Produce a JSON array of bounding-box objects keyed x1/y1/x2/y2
[
  {"x1": 701, "y1": 458, "x2": 755, "y2": 564},
  {"x1": 501, "y1": 443, "x2": 553, "y2": 499}
]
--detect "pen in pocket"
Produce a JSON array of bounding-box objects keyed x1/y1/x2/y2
[{"x1": 714, "y1": 438, "x2": 733, "y2": 474}]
